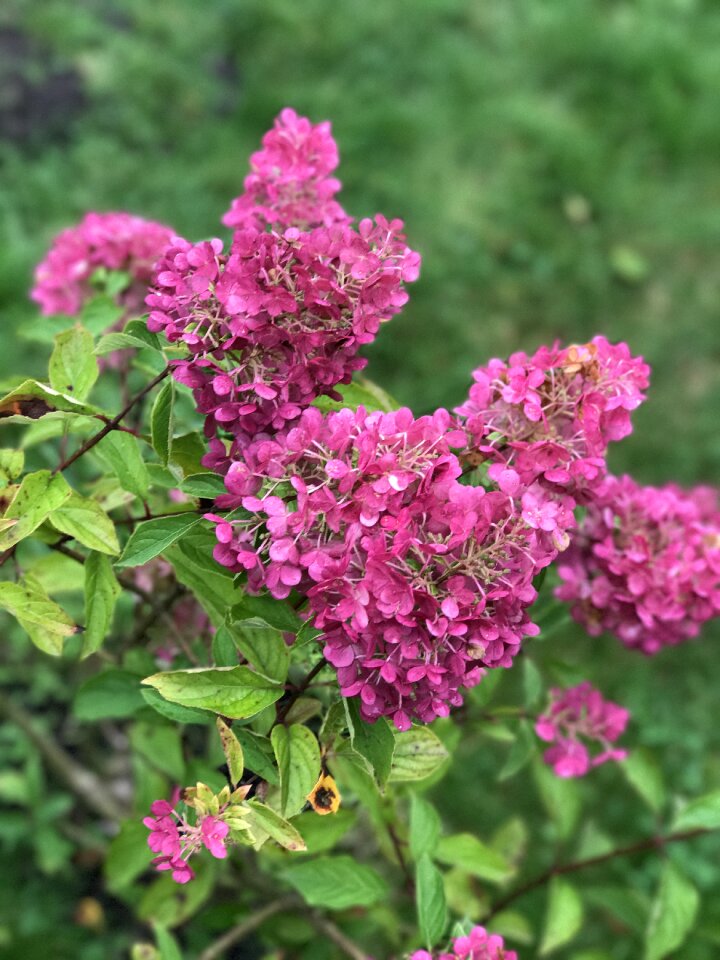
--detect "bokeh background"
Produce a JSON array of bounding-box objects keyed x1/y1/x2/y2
[{"x1": 1, "y1": 1, "x2": 720, "y2": 958}]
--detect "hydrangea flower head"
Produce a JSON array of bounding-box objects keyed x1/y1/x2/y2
[
  {"x1": 143, "y1": 792, "x2": 233, "y2": 884},
  {"x1": 556, "y1": 475, "x2": 720, "y2": 652},
  {"x1": 223, "y1": 107, "x2": 350, "y2": 231},
  {"x1": 409, "y1": 925, "x2": 517, "y2": 960},
  {"x1": 535, "y1": 682, "x2": 629, "y2": 777},
  {"x1": 32, "y1": 211, "x2": 174, "y2": 316},
  {"x1": 455, "y1": 338, "x2": 650, "y2": 504}
]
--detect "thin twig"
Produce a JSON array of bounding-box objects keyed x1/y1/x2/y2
[
  {"x1": 198, "y1": 896, "x2": 298, "y2": 960},
  {"x1": 484, "y1": 827, "x2": 711, "y2": 921},
  {"x1": 275, "y1": 658, "x2": 327, "y2": 725},
  {"x1": 0, "y1": 697, "x2": 125, "y2": 821},
  {"x1": 388, "y1": 821, "x2": 415, "y2": 895},
  {"x1": 54, "y1": 366, "x2": 169, "y2": 474},
  {"x1": 309, "y1": 913, "x2": 369, "y2": 960}
]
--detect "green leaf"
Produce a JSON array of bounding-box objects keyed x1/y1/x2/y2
[
  {"x1": 0, "y1": 470, "x2": 71, "y2": 550},
  {"x1": 82, "y1": 551, "x2": 121, "y2": 657},
  {"x1": 410, "y1": 793, "x2": 441, "y2": 861},
  {"x1": 130, "y1": 722, "x2": 185, "y2": 782},
  {"x1": 153, "y1": 925, "x2": 183, "y2": 960},
  {"x1": 533, "y1": 756, "x2": 582, "y2": 840},
  {"x1": 142, "y1": 666, "x2": 283, "y2": 720},
  {"x1": 645, "y1": 862, "x2": 699, "y2": 960},
  {"x1": 169, "y1": 523, "x2": 234, "y2": 578},
  {"x1": 49, "y1": 491, "x2": 120, "y2": 555},
  {"x1": 389, "y1": 726, "x2": 449, "y2": 782},
  {"x1": 165, "y1": 541, "x2": 240, "y2": 628},
  {"x1": 0, "y1": 379, "x2": 100, "y2": 423},
  {"x1": 80, "y1": 294, "x2": 124, "y2": 333},
  {"x1": 621, "y1": 749, "x2": 667, "y2": 814},
  {"x1": 313, "y1": 376, "x2": 399, "y2": 413},
  {"x1": 74, "y1": 669, "x2": 145, "y2": 720},
  {"x1": 294, "y1": 809, "x2": 357, "y2": 854},
  {"x1": 344, "y1": 698, "x2": 395, "y2": 788},
  {"x1": 540, "y1": 877, "x2": 584, "y2": 955},
  {"x1": 140, "y1": 688, "x2": 211, "y2": 725},
  {"x1": 95, "y1": 432, "x2": 150, "y2": 500},
  {"x1": 499, "y1": 720, "x2": 537, "y2": 781},
  {"x1": 105, "y1": 819, "x2": 154, "y2": 893},
  {"x1": 245, "y1": 800, "x2": 307, "y2": 851},
  {"x1": 232, "y1": 593, "x2": 303, "y2": 633},
  {"x1": 179, "y1": 473, "x2": 227, "y2": 499},
  {"x1": 95, "y1": 320, "x2": 162, "y2": 355},
  {"x1": 435, "y1": 833, "x2": 513, "y2": 884},
  {"x1": 523, "y1": 658, "x2": 543, "y2": 709},
  {"x1": 673, "y1": 790, "x2": 720, "y2": 832},
  {"x1": 212, "y1": 625, "x2": 239, "y2": 666},
  {"x1": 49, "y1": 325, "x2": 99, "y2": 401},
  {"x1": 116, "y1": 514, "x2": 202, "y2": 567},
  {"x1": 168, "y1": 432, "x2": 207, "y2": 475},
  {"x1": 150, "y1": 379, "x2": 175, "y2": 466},
  {"x1": 216, "y1": 718, "x2": 244, "y2": 787},
  {"x1": 271, "y1": 724, "x2": 321, "y2": 818},
  {"x1": 416, "y1": 854, "x2": 448, "y2": 949},
  {"x1": 229, "y1": 619, "x2": 290, "y2": 682},
  {"x1": 234, "y1": 728, "x2": 278, "y2": 784},
  {"x1": 0, "y1": 448, "x2": 24, "y2": 485},
  {"x1": 0, "y1": 578, "x2": 76, "y2": 656},
  {"x1": 282, "y1": 855, "x2": 388, "y2": 910}
]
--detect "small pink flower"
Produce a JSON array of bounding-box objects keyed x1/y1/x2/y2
[{"x1": 200, "y1": 816, "x2": 230, "y2": 859}]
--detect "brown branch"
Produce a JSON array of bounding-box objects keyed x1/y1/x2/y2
[
  {"x1": 54, "y1": 366, "x2": 170, "y2": 474},
  {"x1": 484, "y1": 827, "x2": 711, "y2": 921},
  {"x1": 308, "y1": 913, "x2": 369, "y2": 960},
  {"x1": 198, "y1": 896, "x2": 298, "y2": 960},
  {"x1": 0, "y1": 696, "x2": 125, "y2": 821},
  {"x1": 275, "y1": 658, "x2": 327, "y2": 725},
  {"x1": 388, "y1": 821, "x2": 415, "y2": 896}
]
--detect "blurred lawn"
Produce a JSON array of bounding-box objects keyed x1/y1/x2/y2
[{"x1": 1, "y1": 1, "x2": 720, "y2": 957}]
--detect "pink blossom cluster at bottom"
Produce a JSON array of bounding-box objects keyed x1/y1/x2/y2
[
  {"x1": 535, "y1": 682, "x2": 629, "y2": 778},
  {"x1": 409, "y1": 926, "x2": 517, "y2": 960},
  {"x1": 144, "y1": 797, "x2": 229, "y2": 884}
]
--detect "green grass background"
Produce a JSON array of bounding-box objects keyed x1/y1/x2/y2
[{"x1": 1, "y1": 1, "x2": 720, "y2": 958}]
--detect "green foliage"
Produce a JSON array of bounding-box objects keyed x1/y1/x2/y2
[
  {"x1": 645, "y1": 862, "x2": 699, "y2": 960},
  {"x1": 416, "y1": 854, "x2": 448, "y2": 948},
  {"x1": 48, "y1": 325, "x2": 99, "y2": 401},
  {"x1": 271, "y1": 724, "x2": 322, "y2": 818},
  {"x1": 540, "y1": 877, "x2": 584, "y2": 955},
  {"x1": 116, "y1": 514, "x2": 202, "y2": 567},
  {"x1": 142, "y1": 666, "x2": 284, "y2": 719},
  {"x1": 282, "y1": 855, "x2": 388, "y2": 909}
]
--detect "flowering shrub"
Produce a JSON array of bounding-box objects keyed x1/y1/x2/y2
[{"x1": 2, "y1": 108, "x2": 719, "y2": 960}]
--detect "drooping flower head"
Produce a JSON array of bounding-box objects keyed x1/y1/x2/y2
[
  {"x1": 455, "y1": 338, "x2": 650, "y2": 504},
  {"x1": 535, "y1": 682, "x2": 629, "y2": 778},
  {"x1": 32, "y1": 211, "x2": 174, "y2": 316},
  {"x1": 209, "y1": 406, "x2": 560, "y2": 729},
  {"x1": 409, "y1": 925, "x2": 518, "y2": 960},
  {"x1": 147, "y1": 218, "x2": 420, "y2": 462},
  {"x1": 556, "y1": 475, "x2": 720, "y2": 653},
  {"x1": 223, "y1": 107, "x2": 351, "y2": 232}
]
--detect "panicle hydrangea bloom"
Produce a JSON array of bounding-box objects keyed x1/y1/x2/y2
[
  {"x1": 208, "y1": 406, "x2": 560, "y2": 730},
  {"x1": 143, "y1": 796, "x2": 229, "y2": 884},
  {"x1": 535, "y1": 682, "x2": 629, "y2": 778},
  {"x1": 556, "y1": 475, "x2": 720, "y2": 653},
  {"x1": 147, "y1": 218, "x2": 420, "y2": 463},
  {"x1": 454, "y1": 338, "x2": 650, "y2": 509},
  {"x1": 222, "y1": 107, "x2": 351, "y2": 232},
  {"x1": 32, "y1": 211, "x2": 174, "y2": 316},
  {"x1": 409, "y1": 925, "x2": 517, "y2": 960}
]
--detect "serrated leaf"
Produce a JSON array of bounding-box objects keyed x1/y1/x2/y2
[
  {"x1": 271, "y1": 724, "x2": 321, "y2": 818},
  {"x1": 499, "y1": 720, "x2": 537, "y2": 781},
  {"x1": 294, "y1": 809, "x2": 356, "y2": 854},
  {"x1": 234, "y1": 728, "x2": 278, "y2": 784},
  {"x1": 416, "y1": 854, "x2": 448, "y2": 948},
  {"x1": 389, "y1": 726, "x2": 449, "y2": 782},
  {"x1": 0, "y1": 470, "x2": 71, "y2": 550},
  {"x1": 142, "y1": 666, "x2": 283, "y2": 720},
  {"x1": 49, "y1": 325, "x2": 98, "y2": 401},
  {"x1": 245, "y1": 799, "x2": 306, "y2": 851},
  {"x1": 283, "y1": 855, "x2": 387, "y2": 909},
  {"x1": 140, "y1": 688, "x2": 212, "y2": 725},
  {"x1": 229, "y1": 619, "x2": 290, "y2": 682},
  {"x1": 344, "y1": 698, "x2": 395, "y2": 788},
  {"x1": 212, "y1": 625, "x2": 238, "y2": 666},
  {"x1": 74, "y1": 669, "x2": 145, "y2": 720},
  {"x1": 116, "y1": 514, "x2": 202, "y2": 567},
  {"x1": 313, "y1": 376, "x2": 399, "y2": 413},
  {"x1": 621, "y1": 749, "x2": 667, "y2": 814},
  {"x1": 645, "y1": 862, "x2": 699, "y2": 960},
  {"x1": 82, "y1": 551, "x2": 121, "y2": 657},
  {"x1": 410, "y1": 793, "x2": 441, "y2": 861},
  {"x1": 95, "y1": 432, "x2": 150, "y2": 500},
  {"x1": 672, "y1": 790, "x2": 720, "y2": 832},
  {"x1": 179, "y1": 473, "x2": 227, "y2": 499},
  {"x1": 523, "y1": 658, "x2": 543, "y2": 708},
  {"x1": 130, "y1": 722, "x2": 185, "y2": 782},
  {"x1": 165, "y1": 541, "x2": 240, "y2": 628},
  {"x1": 540, "y1": 877, "x2": 584, "y2": 955},
  {"x1": 0, "y1": 379, "x2": 101, "y2": 423},
  {"x1": 0, "y1": 448, "x2": 24, "y2": 484},
  {"x1": 435, "y1": 833, "x2": 512, "y2": 884},
  {"x1": 0, "y1": 577, "x2": 77, "y2": 655},
  {"x1": 105, "y1": 819, "x2": 151, "y2": 893},
  {"x1": 232, "y1": 594, "x2": 303, "y2": 633},
  {"x1": 49, "y1": 491, "x2": 120, "y2": 555},
  {"x1": 150, "y1": 379, "x2": 175, "y2": 466},
  {"x1": 216, "y1": 718, "x2": 244, "y2": 786}
]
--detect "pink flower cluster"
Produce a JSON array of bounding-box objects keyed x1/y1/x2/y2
[
  {"x1": 147, "y1": 219, "x2": 419, "y2": 463},
  {"x1": 223, "y1": 107, "x2": 350, "y2": 231},
  {"x1": 32, "y1": 211, "x2": 174, "y2": 316},
  {"x1": 409, "y1": 925, "x2": 517, "y2": 960},
  {"x1": 535, "y1": 682, "x2": 629, "y2": 777},
  {"x1": 454, "y1": 338, "x2": 650, "y2": 507},
  {"x1": 144, "y1": 796, "x2": 229, "y2": 884},
  {"x1": 557, "y1": 475, "x2": 720, "y2": 653},
  {"x1": 209, "y1": 406, "x2": 558, "y2": 729}
]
